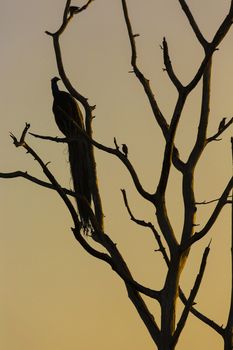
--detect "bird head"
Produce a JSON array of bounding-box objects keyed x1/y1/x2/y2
[
  {"x1": 51, "y1": 76, "x2": 60, "y2": 83},
  {"x1": 69, "y1": 6, "x2": 80, "y2": 15}
]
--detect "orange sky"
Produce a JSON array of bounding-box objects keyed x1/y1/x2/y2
[{"x1": 1, "y1": 1, "x2": 232, "y2": 349}]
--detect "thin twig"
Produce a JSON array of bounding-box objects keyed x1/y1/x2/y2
[
  {"x1": 0, "y1": 170, "x2": 75, "y2": 196},
  {"x1": 196, "y1": 195, "x2": 232, "y2": 205},
  {"x1": 184, "y1": 177, "x2": 233, "y2": 248},
  {"x1": 207, "y1": 117, "x2": 233, "y2": 143}
]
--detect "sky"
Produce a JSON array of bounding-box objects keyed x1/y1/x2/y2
[{"x1": 0, "y1": 1, "x2": 232, "y2": 349}]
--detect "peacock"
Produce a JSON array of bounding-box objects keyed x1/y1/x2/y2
[{"x1": 51, "y1": 76, "x2": 93, "y2": 232}]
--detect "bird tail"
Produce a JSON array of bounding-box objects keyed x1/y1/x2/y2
[{"x1": 68, "y1": 137, "x2": 93, "y2": 233}]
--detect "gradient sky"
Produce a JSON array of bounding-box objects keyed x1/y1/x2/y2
[{"x1": 1, "y1": 1, "x2": 232, "y2": 349}]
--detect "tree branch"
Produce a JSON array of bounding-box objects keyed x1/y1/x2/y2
[
  {"x1": 196, "y1": 195, "x2": 232, "y2": 206},
  {"x1": 173, "y1": 244, "x2": 211, "y2": 345},
  {"x1": 121, "y1": 189, "x2": 170, "y2": 265},
  {"x1": 188, "y1": 59, "x2": 212, "y2": 167},
  {"x1": 223, "y1": 137, "x2": 233, "y2": 348},
  {"x1": 156, "y1": 92, "x2": 187, "y2": 196},
  {"x1": 181, "y1": 58, "x2": 212, "y2": 245},
  {"x1": 178, "y1": 288, "x2": 224, "y2": 335},
  {"x1": 185, "y1": 4, "x2": 233, "y2": 92},
  {"x1": 0, "y1": 170, "x2": 75, "y2": 196},
  {"x1": 178, "y1": 0, "x2": 208, "y2": 48},
  {"x1": 121, "y1": 0, "x2": 168, "y2": 137},
  {"x1": 93, "y1": 231, "x2": 161, "y2": 342},
  {"x1": 184, "y1": 177, "x2": 233, "y2": 248},
  {"x1": 206, "y1": 117, "x2": 233, "y2": 144},
  {"x1": 162, "y1": 37, "x2": 183, "y2": 91},
  {"x1": 154, "y1": 91, "x2": 187, "y2": 253}
]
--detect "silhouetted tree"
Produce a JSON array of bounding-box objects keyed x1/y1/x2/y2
[{"x1": 1, "y1": 1, "x2": 233, "y2": 349}]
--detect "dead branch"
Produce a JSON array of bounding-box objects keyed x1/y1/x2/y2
[
  {"x1": 207, "y1": 117, "x2": 233, "y2": 143},
  {"x1": 162, "y1": 37, "x2": 183, "y2": 91},
  {"x1": 187, "y1": 59, "x2": 212, "y2": 168},
  {"x1": 0, "y1": 170, "x2": 75, "y2": 196},
  {"x1": 173, "y1": 244, "x2": 211, "y2": 345},
  {"x1": 121, "y1": 0, "x2": 168, "y2": 137},
  {"x1": 196, "y1": 195, "x2": 232, "y2": 205},
  {"x1": 184, "y1": 177, "x2": 233, "y2": 248},
  {"x1": 121, "y1": 189, "x2": 170, "y2": 265},
  {"x1": 29, "y1": 132, "x2": 67, "y2": 143},
  {"x1": 178, "y1": 288, "x2": 224, "y2": 335},
  {"x1": 178, "y1": 0, "x2": 208, "y2": 48}
]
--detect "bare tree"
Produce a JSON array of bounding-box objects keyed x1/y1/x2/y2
[{"x1": 1, "y1": 1, "x2": 233, "y2": 349}]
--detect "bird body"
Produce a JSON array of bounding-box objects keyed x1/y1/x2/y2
[
  {"x1": 218, "y1": 117, "x2": 226, "y2": 132},
  {"x1": 51, "y1": 77, "x2": 84, "y2": 135},
  {"x1": 122, "y1": 143, "x2": 128, "y2": 157},
  {"x1": 51, "y1": 77, "x2": 92, "y2": 231}
]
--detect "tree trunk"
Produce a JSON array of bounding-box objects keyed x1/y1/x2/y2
[
  {"x1": 158, "y1": 253, "x2": 186, "y2": 350},
  {"x1": 224, "y1": 327, "x2": 233, "y2": 350}
]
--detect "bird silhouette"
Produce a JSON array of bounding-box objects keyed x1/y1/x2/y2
[
  {"x1": 69, "y1": 6, "x2": 80, "y2": 15},
  {"x1": 218, "y1": 117, "x2": 227, "y2": 132},
  {"x1": 122, "y1": 144, "x2": 128, "y2": 157},
  {"x1": 51, "y1": 77, "x2": 92, "y2": 232}
]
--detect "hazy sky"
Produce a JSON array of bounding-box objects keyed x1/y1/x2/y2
[{"x1": 1, "y1": 1, "x2": 232, "y2": 349}]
